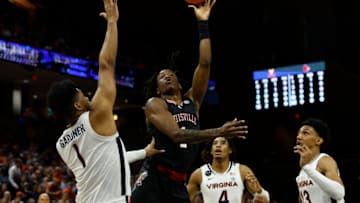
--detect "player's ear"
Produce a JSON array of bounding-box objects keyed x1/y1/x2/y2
[
  {"x1": 316, "y1": 137, "x2": 324, "y2": 145},
  {"x1": 74, "y1": 102, "x2": 82, "y2": 111}
]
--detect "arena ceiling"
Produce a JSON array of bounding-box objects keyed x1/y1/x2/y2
[
  {"x1": 2, "y1": 0, "x2": 360, "y2": 114},
  {"x1": 6, "y1": 0, "x2": 360, "y2": 73}
]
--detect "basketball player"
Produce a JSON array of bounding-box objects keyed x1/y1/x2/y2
[
  {"x1": 47, "y1": 0, "x2": 162, "y2": 202},
  {"x1": 187, "y1": 136, "x2": 270, "y2": 203},
  {"x1": 130, "y1": 0, "x2": 248, "y2": 202},
  {"x1": 294, "y1": 118, "x2": 345, "y2": 203}
]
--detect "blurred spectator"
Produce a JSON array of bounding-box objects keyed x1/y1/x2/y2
[
  {"x1": 7, "y1": 158, "x2": 22, "y2": 197},
  {"x1": 45, "y1": 176, "x2": 62, "y2": 201},
  {"x1": 13, "y1": 191, "x2": 24, "y2": 203},
  {"x1": 25, "y1": 198, "x2": 35, "y2": 203},
  {"x1": 21, "y1": 182, "x2": 36, "y2": 201},
  {"x1": 0, "y1": 190, "x2": 11, "y2": 203},
  {"x1": 36, "y1": 193, "x2": 50, "y2": 203},
  {"x1": 60, "y1": 180, "x2": 75, "y2": 203},
  {"x1": 1, "y1": 183, "x2": 8, "y2": 196}
]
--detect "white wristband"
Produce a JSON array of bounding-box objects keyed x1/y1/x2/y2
[
  {"x1": 253, "y1": 188, "x2": 270, "y2": 202},
  {"x1": 126, "y1": 149, "x2": 146, "y2": 164}
]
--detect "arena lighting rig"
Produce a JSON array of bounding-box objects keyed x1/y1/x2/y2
[{"x1": 0, "y1": 39, "x2": 135, "y2": 88}]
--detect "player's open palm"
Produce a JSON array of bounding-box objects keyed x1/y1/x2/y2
[
  {"x1": 220, "y1": 118, "x2": 248, "y2": 139},
  {"x1": 188, "y1": 0, "x2": 216, "y2": 21}
]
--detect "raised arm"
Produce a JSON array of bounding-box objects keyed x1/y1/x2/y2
[
  {"x1": 185, "y1": 0, "x2": 217, "y2": 113},
  {"x1": 89, "y1": 0, "x2": 119, "y2": 136},
  {"x1": 145, "y1": 97, "x2": 247, "y2": 143}
]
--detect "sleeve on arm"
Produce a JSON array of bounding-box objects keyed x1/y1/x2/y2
[
  {"x1": 303, "y1": 164, "x2": 345, "y2": 200},
  {"x1": 126, "y1": 149, "x2": 146, "y2": 164}
]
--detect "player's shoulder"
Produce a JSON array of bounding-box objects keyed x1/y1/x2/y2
[
  {"x1": 145, "y1": 97, "x2": 167, "y2": 109},
  {"x1": 317, "y1": 153, "x2": 340, "y2": 172},
  {"x1": 239, "y1": 163, "x2": 252, "y2": 173},
  {"x1": 318, "y1": 153, "x2": 337, "y2": 165},
  {"x1": 147, "y1": 96, "x2": 162, "y2": 102},
  {"x1": 189, "y1": 167, "x2": 203, "y2": 181},
  {"x1": 146, "y1": 97, "x2": 166, "y2": 105},
  {"x1": 238, "y1": 162, "x2": 249, "y2": 169},
  {"x1": 193, "y1": 167, "x2": 202, "y2": 174}
]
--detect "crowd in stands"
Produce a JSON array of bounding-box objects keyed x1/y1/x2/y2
[
  {"x1": 0, "y1": 90, "x2": 76, "y2": 203},
  {"x1": 0, "y1": 141, "x2": 76, "y2": 203}
]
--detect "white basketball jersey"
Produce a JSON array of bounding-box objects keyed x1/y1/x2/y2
[
  {"x1": 56, "y1": 111, "x2": 130, "y2": 203},
  {"x1": 200, "y1": 162, "x2": 244, "y2": 203},
  {"x1": 296, "y1": 153, "x2": 344, "y2": 203}
]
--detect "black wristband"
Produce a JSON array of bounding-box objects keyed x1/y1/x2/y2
[{"x1": 198, "y1": 20, "x2": 209, "y2": 39}]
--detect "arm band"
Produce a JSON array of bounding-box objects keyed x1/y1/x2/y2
[
  {"x1": 126, "y1": 149, "x2": 146, "y2": 164},
  {"x1": 303, "y1": 164, "x2": 345, "y2": 200},
  {"x1": 198, "y1": 20, "x2": 210, "y2": 39},
  {"x1": 253, "y1": 188, "x2": 270, "y2": 202}
]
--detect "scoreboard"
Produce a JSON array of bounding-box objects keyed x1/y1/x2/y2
[{"x1": 253, "y1": 61, "x2": 326, "y2": 110}]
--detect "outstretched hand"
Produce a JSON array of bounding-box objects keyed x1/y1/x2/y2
[
  {"x1": 188, "y1": 0, "x2": 217, "y2": 21},
  {"x1": 99, "y1": 0, "x2": 119, "y2": 23},
  {"x1": 144, "y1": 137, "x2": 165, "y2": 157},
  {"x1": 219, "y1": 118, "x2": 248, "y2": 139}
]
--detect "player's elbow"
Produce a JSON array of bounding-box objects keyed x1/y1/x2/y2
[
  {"x1": 99, "y1": 58, "x2": 108, "y2": 67},
  {"x1": 99, "y1": 58, "x2": 115, "y2": 70}
]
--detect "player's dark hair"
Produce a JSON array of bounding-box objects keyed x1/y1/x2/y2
[
  {"x1": 201, "y1": 137, "x2": 237, "y2": 163},
  {"x1": 143, "y1": 51, "x2": 189, "y2": 101},
  {"x1": 301, "y1": 117, "x2": 331, "y2": 151},
  {"x1": 47, "y1": 79, "x2": 79, "y2": 119}
]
